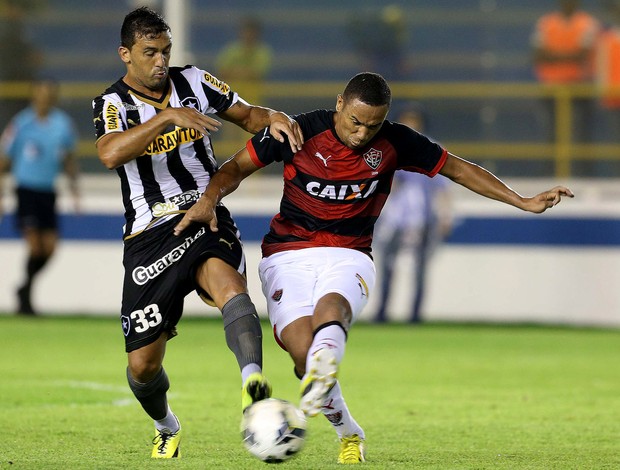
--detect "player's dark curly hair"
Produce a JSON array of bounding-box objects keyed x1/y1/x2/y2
[
  {"x1": 120, "y1": 6, "x2": 170, "y2": 49},
  {"x1": 342, "y1": 72, "x2": 392, "y2": 107}
]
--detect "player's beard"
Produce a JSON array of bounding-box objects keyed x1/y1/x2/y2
[
  {"x1": 149, "y1": 70, "x2": 168, "y2": 90},
  {"x1": 149, "y1": 79, "x2": 167, "y2": 91}
]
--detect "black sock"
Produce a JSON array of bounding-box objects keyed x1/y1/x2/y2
[
  {"x1": 24, "y1": 255, "x2": 49, "y2": 290},
  {"x1": 222, "y1": 293, "x2": 263, "y2": 370},
  {"x1": 126, "y1": 367, "x2": 170, "y2": 420}
]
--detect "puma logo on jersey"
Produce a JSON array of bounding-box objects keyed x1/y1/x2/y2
[
  {"x1": 259, "y1": 128, "x2": 270, "y2": 142},
  {"x1": 306, "y1": 180, "x2": 379, "y2": 200},
  {"x1": 219, "y1": 238, "x2": 234, "y2": 249},
  {"x1": 314, "y1": 151, "x2": 332, "y2": 167}
]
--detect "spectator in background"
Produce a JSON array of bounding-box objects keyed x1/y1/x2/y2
[
  {"x1": 596, "y1": 1, "x2": 620, "y2": 137},
  {"x1": 373, "y1": 104, "x2": 453, "y2": 323},
  {"x1": 215, "y1": 16, "x2": 273, "y2": 149},
  {"x1": 531, "y1": 0, "x2": 600, "y2": 144},
  {"x1": 216, "y1": 16, "x2": 273, "y2": 105},
  {"x1": 348, "y1": 4, "x2": 409, "y2": 81},
  {"x1": 0, "y1": 78, "x2": 79, "y2": 315}
]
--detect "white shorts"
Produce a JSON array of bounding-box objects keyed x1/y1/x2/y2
[{"x1": 258, "y1": 247, "x2": 376, "y2": 341}]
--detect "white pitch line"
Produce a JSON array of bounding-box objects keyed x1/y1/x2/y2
[
  {"x1": 52, "y1": 380, "x2": 179, "y2": 407},
  {"x1": 54, "y1": 380, "x2": 130, "y2": 394}
]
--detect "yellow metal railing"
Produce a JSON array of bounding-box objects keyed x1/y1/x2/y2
[{"x1": 2, "y1": 80, "x2": 619, "y2": 178}]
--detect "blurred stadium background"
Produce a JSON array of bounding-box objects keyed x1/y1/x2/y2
[{"x1": 1, "y1": 0, "x2": 619, "y2": 326}]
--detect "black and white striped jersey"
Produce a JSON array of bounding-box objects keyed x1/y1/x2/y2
[{"x1": 92, "y1": 66, "x2": 239, "y2": 239}]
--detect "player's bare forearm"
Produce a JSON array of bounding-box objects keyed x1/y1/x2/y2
[
  {"x1": 439, "y1": 153, "x2": 574, "y2": 213},
  {"x1": 205, "y1": 156, "x2": 247, "y2": 206},
  {"x1": 171, "y1": 166, "x2": 239, "y2": 236},
  {"x1": 96, "y1": 112, "x2": 173, "y2": 169},
  {"x1": 96, "y1": 108, "x2": 221, "y2": 169},
  {"x1": 173, "y1": 148, "x2": 258, "y2": 236},
  {"x1": 440, "y1": 153, "x2": 524, "y2": 206},
  {"x1": 221, "y1": 101, "x2": 303, "y2": 152}
]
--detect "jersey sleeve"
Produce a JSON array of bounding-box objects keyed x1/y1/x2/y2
[
  {"x1": 92, "y1": 93, "x2": 127, "y2": 143},
  {"x1": 246, "y1": 126, "x2": 293, "y2": 168},
  {"x1": 388, "y1": 121, "x2": 447, "y2": 176},
  {"x1": 198, "y1": 69, "x2": 238, "y2": 114},
  {"x1": 247, "y1": 109, "x2": 329, "y2": 167}
]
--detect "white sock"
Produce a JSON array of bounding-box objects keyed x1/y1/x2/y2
[
  {"x1": 321, "y1": 381, "x2": 364, "y2": 439},
  {"x1": 154, "y1": 405, "x2": 180, "y2": 433},
  {"x1": 307, "y1": 324, "x2": 347, "y2": 370},
  {"x1": 241, "y1": 363, "x2": 262, "y2": 385}
]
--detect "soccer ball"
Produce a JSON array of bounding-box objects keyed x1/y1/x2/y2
[{"x1": 241, "y1": 398, "x2": 307, "y2": 463}]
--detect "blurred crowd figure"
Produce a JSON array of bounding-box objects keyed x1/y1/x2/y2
[
  {"x1": 0, "y1": 79, "x2": 79, "y2": 315},
  {"x1": 373, "y1": 105, "x2": 453, "y2": 323},
  {"x1": 597, "y1": 1, "x2": 620, "y2": 135},
  {"x1": 216, "y1": 16, "x2": 273, "y2": 104},
  {"x1": 215, "y1": 16, "x2": 273, "y2": 149},
  {"x1": 531, "y1": 0, "x2": 600, "y2": 143},
  {"x1": 348, "y1": 4, "x2": 409, "y2": 81}
]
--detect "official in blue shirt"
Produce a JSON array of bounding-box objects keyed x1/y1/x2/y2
[{"x1": 0, "y1": 78, "x2": 79, "y2": 315}]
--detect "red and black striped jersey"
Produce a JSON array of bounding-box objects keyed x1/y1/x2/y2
[
  {"x1": 246, "y1": 109, "x2": 447, "y2": 257},
  {"x1": 92, "y1": 66, "x2": 238, "y2": 239}
]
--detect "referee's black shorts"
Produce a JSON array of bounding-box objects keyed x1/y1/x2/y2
[
  {"x1": 15, "y1": 187, "x2": 57, "y2": 231},
  {"x1": 120, "y1": 205, "x2": 246, "y2": 352}
]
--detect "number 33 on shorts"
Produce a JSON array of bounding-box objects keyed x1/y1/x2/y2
[{"x1": 122, "y1": 304, "x2": 162, "y2": 336}]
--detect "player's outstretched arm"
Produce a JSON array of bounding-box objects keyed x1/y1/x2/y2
[
  {"x1": 173, "y1": 147, "x2": 261, "y2": 236},
  {"x1": 439, "y1": 152, "x2": 574, "y2": 213},
  {"x1": 219, "y1": 101, "x2": 303, "y2": 153}
]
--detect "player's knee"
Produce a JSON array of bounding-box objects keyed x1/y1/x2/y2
[
  {"x1": 128, "y1": 359, "x2": 163, "y2": 383},
  {"x1": 127, "y1": 366, "x2": 170, "y2": 399},
  {"x1": 313, "y1": 293, "x2": 352, "y2": 327}
]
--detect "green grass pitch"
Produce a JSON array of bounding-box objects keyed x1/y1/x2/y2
[{"x1": 0, "y1": 315, "x2": 619, "y2": 469}]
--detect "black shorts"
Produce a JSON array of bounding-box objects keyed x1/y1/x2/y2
[
  {"x1": 15, "y1": 187, "x2": 57, "y2": 231},
  {"x1": 120, "y1": 205, "x2": 246, "y2": 352}
]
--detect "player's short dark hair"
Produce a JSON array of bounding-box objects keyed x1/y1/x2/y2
[
  {"x1": 121, "y1": 6, "x2": 170, "y2": 49},
  {"x1": 342, "y1": 72, "x2": 392, "y2": 107}
]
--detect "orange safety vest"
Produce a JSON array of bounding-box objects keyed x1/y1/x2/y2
[
  {"x1": 597, "y1": 28, "x2": 620, "y2": 108},
  {"x1": 533, "y1": 11, "x2": 600, "y2": 83}
]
